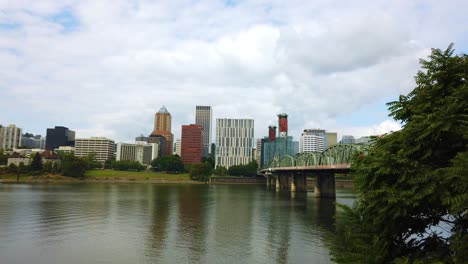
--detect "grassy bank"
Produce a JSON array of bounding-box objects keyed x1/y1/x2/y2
[
  {"x1": 0, "y1": 170, "x2": 194, "y2": 183},
  {"x1": 84, "y1": 170, "x2": 191, "y2": 182}
]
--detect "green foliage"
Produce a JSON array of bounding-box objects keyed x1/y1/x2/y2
[
  {"x1": 331, "y1": 44, "x2": 468, "y2": 263},
  {"x1": 0, "y1": 150, "x2": 8, "y2": 165},
  {"x1": 84, "y1": 153, "x2": 102, "y2": 169},
  {"x1": 8, "y1": 163, "x2": 18, "y2": 173},
  {"x1": 60, "y1": 152, "x2": 87, "y2": 178},
  {"x1": 112, "y1": 160, "x2": 146, "y2": 171},
  {"x1": 18, "y1": 162, "x2": 28, "y2": 174},
  {"x1": 202, "y1": 156, "x2": 215, "y2": 169},
  {"x1": 151, "y1": 155, "x2": 184, "y2": 173},
  {"x1": 51, "y1": 162, "x2": 59, "y2": 173},
  {"x1": 227, "y1": 160, "x2": 258, "y2": 177},
  {"x1": 29, "y1": 152, "x2": 43, "y2": 172},
  {"x1": 43, "y1": 161, "x2": 53, "y2": 173},
  {"x1": 189, "y1": 162, "x2": 212, "y2": 181},
  {"x1": 212, "y1": 166, "x2": 228, "y2": 176}
]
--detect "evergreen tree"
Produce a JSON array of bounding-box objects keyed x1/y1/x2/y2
[
  {"x1": 29, "y1": 152, "x2": 43, "y2": 172},
  {"x1": 331, "y1": 44, "x2": 468, "y2": 263}
]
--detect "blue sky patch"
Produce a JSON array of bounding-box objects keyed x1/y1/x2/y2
[
  {"x1": 0, "y1": 22, "x2": 20, "y2": 30},
  {"x1": 47, "y1": 9, "x2": 79, "y2": 33},
  {"x1": 224, "y1": 0, "x2": 237, "y2": 7}
]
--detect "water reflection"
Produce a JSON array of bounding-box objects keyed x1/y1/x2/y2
[{"x1": 0, "y1": 184, "x2": 355, "y2": 264}]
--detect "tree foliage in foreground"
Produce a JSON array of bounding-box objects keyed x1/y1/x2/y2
[{"x1": 331, "y1": 44, "x2": 468, "y2": 263}]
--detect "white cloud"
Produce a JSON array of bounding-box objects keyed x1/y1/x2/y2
[{"x1": 0, "y1": 0, "x2": 466, "y2": 143}]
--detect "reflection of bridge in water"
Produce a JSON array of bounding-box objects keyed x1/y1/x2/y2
[{"x1": 258, "y1": 144, "x2": 368, "y2": 197}]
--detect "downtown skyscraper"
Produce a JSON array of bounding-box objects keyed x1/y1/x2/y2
[
  {"x1": 195, "y1": 106, "x2": 212, "y2": 156},
  {"x1": 150, "y1": 106, "x2": 174, "y2": 157},
  {"x1": 215, "y1": 118, "x2": 254, "y2": 168}
]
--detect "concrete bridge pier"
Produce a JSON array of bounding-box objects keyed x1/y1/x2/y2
[
  {"x1": 275, "y1": 176, "x2": 280, "y2": 191},
  {"x1": 266, "y1": 174, "x2": 271, "y2": 188},
  {"x1": 289, "y1": 173, "x2": 296, "y2": 192},
  {"x1": 289, "y1": 172, "x2": 307, "y2": 192},
  {"x1": 314, "y1": 173, "x2": 336, "y2": 198},
  {"x1": 279, "y1": 175, "x2": 289, "y2": 190},
  {"x1": 295, "y1": 172, "x2": 307, "y2": 192}
]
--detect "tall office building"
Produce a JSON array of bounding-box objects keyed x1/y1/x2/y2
[
  {"x1": 195, "y1": 106, "x2": 212, "y2": 156},
  {"x1": 355, "y1": 136, "x2": 372, "y2": 145},
  {"x1": 325, "y1": 132, "x2": 337, "y2": 148},
  {"x1": 116, "y1": 141, "x2": 158, "y2": 165},
  {"x1": 341, "y1": 135, "x2": 355, "y2": 144},
  {"x1": 181, "y1": 124, "x2": 204, "y2": 164},
  {"x1": 21, "y1": 134, "x2": 46, "y2": 149},
  {"x1": 45, "y1": 126, "x2": 75, "y2": 150},
  {"x1": 300, "y1": 129, "x2": 326, "y2": 153},
  {"x1": 150, "y1": 106, "x2": 173, "y2": 157},
  {"x1": 215, "y1": 118, "x2": 254, "y2": 168},
  {"x1": 74, "y1": 137, "x2": 115, "y2": 163},
  {"x1": 0, "y1": 124, "x2": 22, "y2": 149},
  {"x1": 255, "y1": 138, "x2": 262, "y2": 166},
  {"x1": 262, "y1": 136, "x2": 299, "y2": 167},
  {"x1": 175, "y1": 139, "x2": 181, "y2": 156}
]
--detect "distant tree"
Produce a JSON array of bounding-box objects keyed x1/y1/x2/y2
[
  {"x1": 29, "y1": 152, "x2": 43, "y2": 172},
  {"x1": 84, "y1": 153, "x2": 102, "y2": 169},
  {"x1": 0, "y1": 150, "x2": 8, "y2": 165},
  {"x1": 103, "y1": 159, "x2": 113, "y2": 169},
  {"x1": 151, "y1": 155, "x2": 185, "y2": 173},
  {"x1": 212, "y1": 166, "x2": 228, "y2": 176},
  {"x1": 43, "y1": 161, "x2": 53, "y2": 173},
  {"x1": 59, "y1": 152, "x2": 87, "y2": 178},
  {"x1": 8, "y1": 163, "x2": 18, "y2": 174},
  {"x1": 202, "y1": 156, "x2": 215, "y2": 169},
  {"x1": 189, "y1": 162, "x2": 212, "y2": 181},
  {"x1": 228, "y1": 160, "x2": 258, "y2": 177},
  {"x1": 18, "y1": 162, "x2": 28, "y2": 174},
  {"x1": 51, "y1": 162, "x2": 60, "y2": 173},
  {"x1": 61, "y1": 157, "x2": 87, "y2": 178}
]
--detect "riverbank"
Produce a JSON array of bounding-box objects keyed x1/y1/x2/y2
[{"x1": 0, "y1": 170, "x2": 200, "y2": 184}]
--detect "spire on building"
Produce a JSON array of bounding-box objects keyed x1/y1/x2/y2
[{"x1": 158, "y1": 105, "x2": 169, "y2": 114}]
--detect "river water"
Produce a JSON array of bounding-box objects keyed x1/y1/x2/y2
[{"x1": 0, "y1": 184, "x2": 356, "y2": 264}]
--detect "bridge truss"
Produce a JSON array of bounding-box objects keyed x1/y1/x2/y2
[{"x1": 266, "y1": 144, "x2": 369, "y2": 168}]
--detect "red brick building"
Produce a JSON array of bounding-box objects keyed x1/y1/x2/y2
[{"x1": 181, "y1": 124, "x2": 204, "y2": 164}]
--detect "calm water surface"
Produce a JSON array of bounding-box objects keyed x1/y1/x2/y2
[{"x1": 0, "y1": 184, "x2": 356, "y2": 264}]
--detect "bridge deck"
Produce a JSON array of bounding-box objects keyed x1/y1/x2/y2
[{"x1": 259, "y1": 164, "x2": 351, "y2": 174}]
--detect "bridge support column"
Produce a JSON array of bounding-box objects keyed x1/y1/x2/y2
[
  {"x1": 295, "y1": 172, "x2": 307, "y2": 192},
  {"x1": 279, "y1": 174, "x2": 289, "y2": 190},
  {"x1": 314, "y1": 173, "x2": 336, "y2": 198},
  {"x1": 290, "y1": 173, "x2": 296, "y2": 192},
  {"x1": 275, "y1": 176, "x2": 280, "y2": 191},
  {"x1": 266, "y1": 174, "x2": 271, "y2": 188}
]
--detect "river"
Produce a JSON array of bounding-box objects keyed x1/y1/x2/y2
[{"x1": 0, "y1": 183, "x2": 356, "y2": 264}]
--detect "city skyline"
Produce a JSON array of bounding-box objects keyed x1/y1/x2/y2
[{"x1": 1, "y1": 1, "x2": 467, "y2": 143}]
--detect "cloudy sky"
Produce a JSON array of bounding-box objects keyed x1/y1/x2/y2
[{"x1": 1, "y1": 0, "x2": 467, "y2": 143}]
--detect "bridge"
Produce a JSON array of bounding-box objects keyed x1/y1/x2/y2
[{"x1": 258, "y1": 144, "x2": 368, "y2": 198}]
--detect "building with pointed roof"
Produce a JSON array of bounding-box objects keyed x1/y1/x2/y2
[{"x1": 150, "y1": 105, "x2": 174, "y2": 157}]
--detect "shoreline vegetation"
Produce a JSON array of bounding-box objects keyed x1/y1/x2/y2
[{"x1": 0, "y1": 170, "x2": 200, "y2": 184}]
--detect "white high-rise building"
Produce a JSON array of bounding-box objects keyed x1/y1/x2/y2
[
  {"x1": 174, "y1": 139, "x2": 181, "y2": 156},
  {"x1": 0, "y1": 124, "x2": 22, "y2": 150},
  {"x1": 74, "y1": 137, "x2": 115, "y2": 163},
  {"x1": 215, "y1": 118, "x2": 254, "y2": 168},
  {"x1": 116, "y1": 141, "x2": 158, "y2": 165},
  {"x1": 195, "y1": 106, "x2": 212, "y2": 155},
  {"x1": 300, "y1": 129, "x2": 326, "y2": 153}
]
